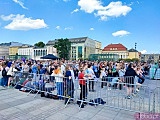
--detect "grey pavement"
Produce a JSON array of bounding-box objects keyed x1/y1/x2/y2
[
  {"x1": 0, "y1": 77, "x2": 159, "y2": 120},
  {"x1": 0, "y1": 88, "x2": 137, "y2": 120}
]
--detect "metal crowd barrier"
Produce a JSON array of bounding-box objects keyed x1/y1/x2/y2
[
  {"x1": 150, "y1": 87, "x2": 160, "y2": 113},
  {"x1": 10, "y1": 72, "x2": 154, "y2": 112}
]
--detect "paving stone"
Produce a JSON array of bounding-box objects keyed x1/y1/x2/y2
[
  {"x1": 0, "y1": 103, "x2": 11, "y2": 110},
  {"x1": 45, "y1": 113, "x2": 70, "y2": 120}
]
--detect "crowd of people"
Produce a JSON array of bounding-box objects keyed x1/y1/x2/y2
[{"x1": 0, "y1": 59, "x2": 152, "y2": 107}]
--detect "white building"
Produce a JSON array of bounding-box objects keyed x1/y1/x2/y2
[
  {"x1": 18, "y1": 45, "x2": 57, "y2": 60},
  {"x1": 18, "y1": 46, "x2": 34, "y2": 59}
]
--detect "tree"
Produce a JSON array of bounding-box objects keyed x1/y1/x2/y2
[
  {"x1": 34, "y1": 41, "x2": 45, "y2": 48},
  {"x1": 54, "y1": 38, "x2": 71, "y2": 60}
]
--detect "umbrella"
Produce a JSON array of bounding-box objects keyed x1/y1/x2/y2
[{"x1": 40, "y1": 54, "x2": 59, "y2": 60}]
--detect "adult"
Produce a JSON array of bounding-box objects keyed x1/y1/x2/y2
[
  {"x1": 7, "y1": 63, "x2": 17, "y2": 88},
  {"x1": 124, "y1": 63, "x2": 138, "y2": 99},
  {"x1": 52, "y1": 65, "x2": 64, "y2": 100},
  {"x1": 64, "y1": 65, "x2": 74, "y2": 104}
]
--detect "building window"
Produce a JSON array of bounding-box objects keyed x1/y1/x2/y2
[
  {"x1": 78, "y1": 46, "x2": 82, "y2": 58},
  {"x1": 43, "y1": 50, "x2": 45, "y2": 56}
]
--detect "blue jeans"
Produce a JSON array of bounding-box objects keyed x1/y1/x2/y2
[
  {"x1": 56, "y1": 82, "x2": 64, "y2": 99},
  {"x1": 1, "y1": 77, "x2": 8, "y2": 86},
  {"x1": 0, "y1": 78, "x2": 2, "y2": 86}
]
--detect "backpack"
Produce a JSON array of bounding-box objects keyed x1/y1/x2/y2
[{"x1": 2, "y1": 68, "x2": 7, "y2": 77}]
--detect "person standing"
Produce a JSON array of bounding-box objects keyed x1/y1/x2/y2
[
  {"x1": 7, "y1": 63, "x2": 17, "y2": 88},
  {"x1": 87, "y1": 64, "x2": 95, "y2": 92},
  {"x1": 64, "y1": 65, "x2": 74, "y2": 104},
  {"x1": 52, "y1": 65, "x2": 64, "y2": 100},
  {"x1": 78, "y1": 67, "x2": 87, "y2": 108},
  {"x1": 124, "y1": 63, "x2": 138, "y2": 99},
  {"x1": 1, "y1": 64, "x2": 8, "y2": 87}
]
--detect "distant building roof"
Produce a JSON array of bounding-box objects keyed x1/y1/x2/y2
[
  {"x1": 46, "y1": 37, "x2": 88, "y2": 45},
  {"x1": 128, "y1": 48, "x2": 138, "y2": 52},
  {"x1": 10, "y1": 42, "x2": 23, "y2": 47},
  {"x1": 0, "y1": 42, "x2": 11, "y2": 46},
  {"x1": 102, "y1": 43, "x2": 127, "y2": 51}
]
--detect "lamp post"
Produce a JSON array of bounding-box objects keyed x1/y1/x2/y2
[{"x1": 135, "y1": 42, "x2": 137, "y2": 58}]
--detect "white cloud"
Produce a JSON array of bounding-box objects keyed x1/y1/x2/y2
[
  {"x1": 55, "y1": 26, "x2": 60, "y2": 30},
  {"x1": 140, "y1": 50, "x2": 147, "y2": 54},
  {"x1": 90, "y1": 28, "x2": 94, "y2": 31},
  {"x1": 0, "y1": 14, "x2": 47, "y2": 30},
  {"x1": 1, "y1": 14, "x2": 15, "y2": 21},
  {"x1": 64, "y1": 27, "x2": 73, "y2": 30},
  {"x1": 71, "y1": 9, "x2": 79, "y2": 14},
  {"x1": 78, "y1": 0, "x2": 103, "y2": 13},
  {"x1": 112, "y1": 30, "x2": 130, "y2": 37},
  {"x1": 13, "y1": 0, "x2": 28, "y2": 9},
  {"x1": 78, "y1": 0, "x2": 132, "y2": 21}
]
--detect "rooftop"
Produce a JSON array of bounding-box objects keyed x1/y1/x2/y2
[
  {"x1": 46, "y1": 37, "x2": 89, "y2": 45},
  {"x1": 102, "y1": 43, "x2": 127, "y2": 51},
  {"x1": 128, "y1": 48, "x2": 138, "y2": 52}
]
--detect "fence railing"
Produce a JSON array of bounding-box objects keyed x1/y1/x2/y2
[{"x1": 2, "y1": 71, "x2": 159, "y2": 112}]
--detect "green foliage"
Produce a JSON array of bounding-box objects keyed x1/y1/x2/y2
[
  {"x1": 54, "y1": 38, "x2": 71, "y2": 60},
  {"x1": 121, "y1": 58, "x2": 139, "y2": 62},
  {"x1": 34, "y1": 41, "x2": 45, "y2": 48},
  {"x1": 132, "y1": 58, "x2": 139, "y2": 62}
]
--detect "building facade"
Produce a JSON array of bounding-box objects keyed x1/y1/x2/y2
[
  {"x1": 128, "y1": 48, "x2": 140, "y2": 59},
  {"x1": 9, "y1": 42, "x2": 23, "y2": 55},
  {"x1": 95, "y1": 40, "x2": 102, "y2": 54},
  {"x1": 18, "y1": 45, "x2": 57, "y2": 60},
  {"x1": 18, "y1": 46, "x2": 34, "y2": 59},
  {"x1": 140, "y1": 54, "x2": 160, "y2": 63},
  {"x1": 102, "y1": 43, "x2": 128, "y2": 59},
  {"x1": 0, "y1": 42, "x2": 12, "y2": 59},
  {"x1": 9, "y1": 47, "x2": 20, "y2": 55},
  {"x1": 88, "y1": 54, "x2": 119, "y2": 61},
  {"x1": 0, "y1": 46, "x2": 9, "y2": 59},
  {"x1": 47, "y1": 37, "x2": 102, "y2": 60}
]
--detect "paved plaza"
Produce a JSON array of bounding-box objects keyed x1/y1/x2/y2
[{"x1": 0, "y1": 78, "x2": 159, "y2": 120}]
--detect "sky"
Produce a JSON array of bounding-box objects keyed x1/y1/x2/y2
[{"x1": 0, "y1": 0, "x2": 160, "y2": 54}]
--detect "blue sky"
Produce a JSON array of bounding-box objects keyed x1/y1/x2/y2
[{"x1": 0, "y1": 0, "x2": 159, "y2": 54}]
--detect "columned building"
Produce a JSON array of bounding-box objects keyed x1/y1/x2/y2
[
  {"x1": 102, "y1": 43, "x2": 128, "y2": 59},
  {"x1": 18, "y1": 45, "x2": 57, "y2": 60}
]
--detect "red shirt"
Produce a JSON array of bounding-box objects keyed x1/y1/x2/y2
[{"x1": 78, "y1": 72, "x2": 86, "y2": 85}]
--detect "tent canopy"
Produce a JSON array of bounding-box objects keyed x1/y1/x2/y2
[{"x1": 40, "y1": 54, "x2": 59, "y2": 60}]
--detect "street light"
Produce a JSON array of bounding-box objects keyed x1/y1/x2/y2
[{"x1": 135, "y1": 43, "x2": 137, "y2": 58}]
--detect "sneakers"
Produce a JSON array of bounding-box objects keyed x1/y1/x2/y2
[
  {"x1": 132, "y1": 93, "x2": 136, "y2": 97},
  {"x1": 108, "y1": 87, "x2": 111, "y2": 90},
  {"x1": 136, "y1": 89, "x2": 139, "y2": 92},
  {"x1": 125, "y1": 96, "x2": 131, "y2": 99}
]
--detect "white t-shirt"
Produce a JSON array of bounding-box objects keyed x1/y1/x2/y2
[{"x1": 87, "y1": 68, "x2": 95, "y2": 79}]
